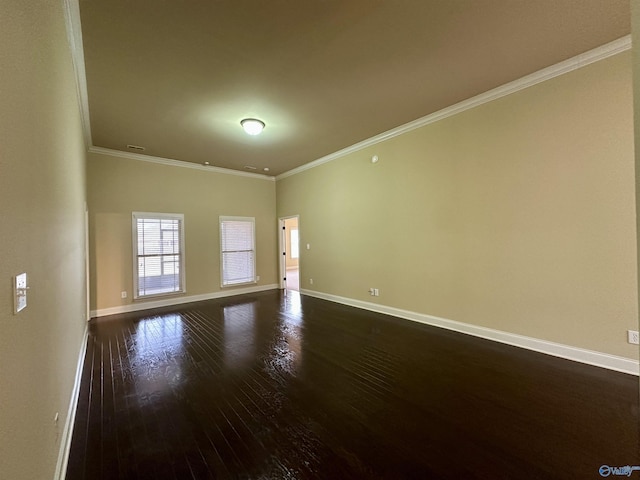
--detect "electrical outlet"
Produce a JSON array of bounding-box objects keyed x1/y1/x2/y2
[
  {"x1": 309, "y1": 278, "x2": 314, "y2": 285},
  {"x1": 374, "y1": 288, "x2": 380, "y2": 296},
  {"x1": 369, "y1": 288, "x2": 375, "y2": 296},
  {"x1": 628, "y1": 330, "x2": 639, "y2": 345},
  {"x1": 121, "y1": 291, "x2": 127, "y2": 299}
]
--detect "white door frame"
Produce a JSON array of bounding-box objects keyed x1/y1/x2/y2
[{"x1": 278, "y1": 215, "x2": 300, "y2": 290}]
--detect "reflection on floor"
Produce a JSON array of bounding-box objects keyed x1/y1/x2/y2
[
  {"x1": 66, "y1": 290, "x2": 640, "y2": 479},
  {"x1": 285, "y1": 267, "x2": 299, "y2": 291}
]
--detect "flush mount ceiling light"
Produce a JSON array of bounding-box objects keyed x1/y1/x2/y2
[{"x1": 240, "y1": 118, "x2": 265, "y2": 136}]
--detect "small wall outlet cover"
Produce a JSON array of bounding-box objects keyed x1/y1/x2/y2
[
  {"x1": 628, "y1": 330, "x2": 639, "y2": 345},
  {"x1": 121, "y1": 291, "x2": 127, "y2": 299},
  {"x1": 309, "y1": 278, "x2": 314, "y2": 285}
]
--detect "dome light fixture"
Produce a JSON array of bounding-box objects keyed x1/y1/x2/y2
[{"x1": 240, "y1": 118, "x2": 265, "y2": 136}]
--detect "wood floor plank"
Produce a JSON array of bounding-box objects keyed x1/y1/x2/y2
[{"x1": 66, "y1": 290, "x2": 639, "y2": 479}]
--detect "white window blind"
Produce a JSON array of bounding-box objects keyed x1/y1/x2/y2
[
  {"x1": 220, "y1": 216, "x2": 256, "y2": 287},
  {"x1": 133, "y1": 213, "x2": 185, "y2": 298}
]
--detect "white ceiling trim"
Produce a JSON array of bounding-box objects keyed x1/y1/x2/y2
[
  {"x1": 276, "y1": 34, "x2": 631, "y2": 181},
  {"x1": 88, "y1": 146, "x2": 276, "y2": 181},
  {"x1": 66, "y1": 3, "x2": 629, "y2": 181},
  {"x1": 63, "y1": 0, "x2": 92, "y2": 148},
  {"x1": 66, "y1": 0, "x2": 272, "y2": 181}
]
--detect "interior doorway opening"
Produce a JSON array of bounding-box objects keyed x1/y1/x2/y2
[{"x1": 280, "y1": 216, "x2": 300, "y2": 291}]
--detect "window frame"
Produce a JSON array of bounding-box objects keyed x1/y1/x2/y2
[
  {"x1": 132, "y1": 212, "x2": 186, "y2": 299},
  {"x1": 219, "y1": 216, "x2": 257, "y2": 288}
]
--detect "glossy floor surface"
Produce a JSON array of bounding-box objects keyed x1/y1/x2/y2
[{"x1": 66, "y1": 290, "x2": 639, "y2": 479}]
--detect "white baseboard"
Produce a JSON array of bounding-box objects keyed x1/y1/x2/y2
[
  {"x1": 54, "y1": 323, "x2": 89, "y2": 480},
  {"x1": 300, "y1": 289, "x2": 639, "y2": 376},
  {"x1": 90, "y1": 284, "x2": 280, "y2": 318}
]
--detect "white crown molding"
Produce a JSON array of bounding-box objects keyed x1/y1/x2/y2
[
  {"x1": 300, "y1": 289, "x2": 639, "y2": 376},
  {"x1": 90, "y1": 284, "x2": 280, "y2": 318},
  {"x1": 89, "y1": 146, "x2": 276, "y2": 181},
  {"x1": 63, "y1": 0, "x2": 274, "y2": 182},
  {"x1": 63, "y1": 0, "x2": 92, "y2": 148},
  {"x1": 67, "y1": 0, "x2": 629, "y2": 183},
  {"x1": 277, "y1": 35, "x2": 632, "y2": 181},
  {"x1": 54, "y1": 324, "x2": 88, "y2": 480}
]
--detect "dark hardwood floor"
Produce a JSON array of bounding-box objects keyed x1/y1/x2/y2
[{"x1": 66, "y1": 290, "x2": 639, "y2": 479}]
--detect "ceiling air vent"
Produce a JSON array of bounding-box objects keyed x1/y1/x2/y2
[{"x1": 126, "y1": 144, "x2": 146, "y2": 151}]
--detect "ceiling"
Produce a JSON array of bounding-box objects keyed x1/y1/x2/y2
[{"x1": 79, "y1": 0, "x2": 630, "y2": 177}]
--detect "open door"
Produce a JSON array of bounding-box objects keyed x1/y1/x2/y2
[{"x1": 279, "y1": 216, "x2": 300, "y2": 291}]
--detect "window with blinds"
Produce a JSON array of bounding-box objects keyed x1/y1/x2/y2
[
  {"x1": 220, "y1": 216, "x2": 256, "y2": 287},
  {"x1": 133, "y1": 213, "x2": 185, "y2": 298}
]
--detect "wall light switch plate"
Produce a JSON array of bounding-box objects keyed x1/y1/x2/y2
[{"x1": 14, "y1": 273, "x2": 27, "y2": 314}]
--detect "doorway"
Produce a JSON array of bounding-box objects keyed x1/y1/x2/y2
[{"x1": 279, "y1": 216, "x2": 300, "y2": 291}]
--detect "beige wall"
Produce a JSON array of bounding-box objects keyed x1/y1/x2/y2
[
  {"x1": 0, "y1": 1, "x2": 88, "y2": 479},
  {"x1": 633, "y1": 0, "x2": 640, "y2": 366},
  {"x1": 88, "y1": 151, "x2": 278, "y2": 312},
  {"x1": 277, "y1": 51, "x2": 638, "y2": 360}
]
